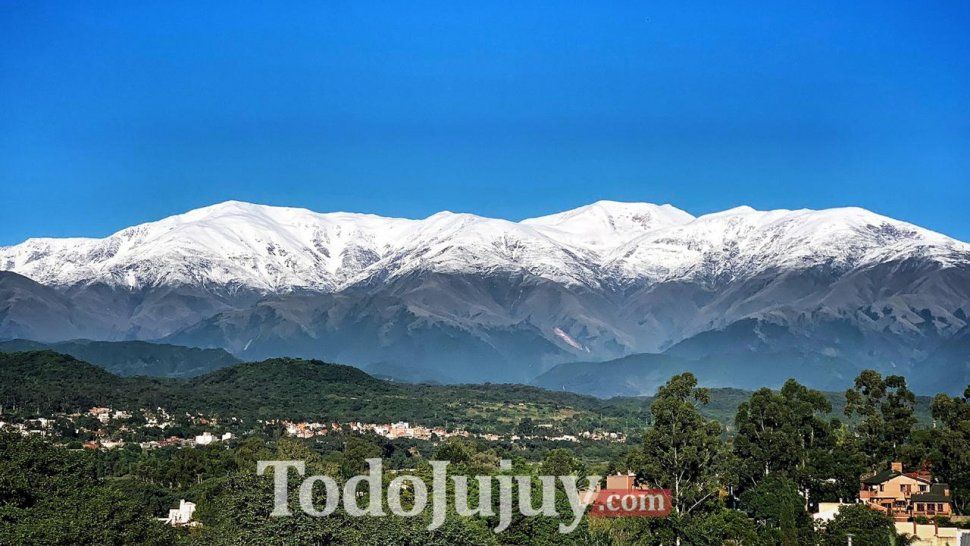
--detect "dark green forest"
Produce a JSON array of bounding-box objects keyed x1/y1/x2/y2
[{"x1": 1, "y1": 350, "x2": 967, "y2": 545}]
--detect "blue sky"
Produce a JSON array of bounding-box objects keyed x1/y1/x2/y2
[{"x1": 1, "y1": 1, "x2": 968, "y2": 245}]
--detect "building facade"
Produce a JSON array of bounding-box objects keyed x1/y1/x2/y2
[{"x1": 860, "y1": 462, "x2": 954, "y2": 521}]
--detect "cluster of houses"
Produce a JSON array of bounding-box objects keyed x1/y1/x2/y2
[
  {"x1": 80, "y1": 431, "x2": 235, "y2": 451},
  {"x1": 0, "y1": 406, "x2": 240, "y2": 452},
  {"x1": 280, "y1": 419, "x2": 490, "y2": 441},
  {"x1": 87, "y1": 406, "x2": 132, "y2": 423},
  {"x1": 0, "y1": 417, "x2": 52, "y2": 436},
  {"x1": 579, "y1": 430, "x2": 626, "y2": 442},
  {"x1": 139, "y1": 431, "x2": 234, "y2": 450},
  {"x1": 3, "y1": 404, "x2": 626, "y2": 456},
  {"x1": 278, "y1": 419, "x2": 624, "y2": 444}
]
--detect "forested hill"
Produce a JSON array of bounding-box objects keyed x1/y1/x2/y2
[
  {"x1": 0, "y1": 351, "x2": 644, "y2": 433},
  {"x1": 0, "y1": 350, "x2": 935, "y2": 433},
  {"x1": 0, "y1": 338, "x2": 239, "y2": 378}
]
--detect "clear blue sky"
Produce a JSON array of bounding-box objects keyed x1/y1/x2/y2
[{"x1": 2, "y1": 1, "x2": 968, "y2": 245}]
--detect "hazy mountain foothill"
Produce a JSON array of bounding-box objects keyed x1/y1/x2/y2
[{"x1": 0, "y1": 338, "x2": 239, "y2": 378}]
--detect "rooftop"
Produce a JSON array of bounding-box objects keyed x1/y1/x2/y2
[{"x1": 911, "y1": 484, "x2": 952, "y2": 503}]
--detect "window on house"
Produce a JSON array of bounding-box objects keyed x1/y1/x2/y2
[{"x1": 938, "y1": 503, "x2": 944, "y2": 511}]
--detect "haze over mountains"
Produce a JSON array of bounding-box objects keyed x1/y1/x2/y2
[
  {"x1": 2, "y1": 200, "x2": 968, "y2": 394},
  {"x1": 0, "y1": 339, "x2": 238, "y2": 378}
]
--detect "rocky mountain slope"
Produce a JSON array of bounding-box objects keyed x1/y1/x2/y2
[{"x1": 2, "y1": 200, "x2": 968, "y2": 390}]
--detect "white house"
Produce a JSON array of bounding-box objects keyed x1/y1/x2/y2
[
  {"x1": 162, "y1": 499, "x2": 198, "y2": 527},
  {"x1": 812, "y1": 502, "x2": 851, "y2": 523}
]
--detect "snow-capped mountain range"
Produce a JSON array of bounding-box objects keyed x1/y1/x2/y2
[
  {"x1": 0, "y1": 200, "x2": 699, "y2": 292},
  {"x1": 2, "y1": 200, "x2": 968, "y2": 393}
]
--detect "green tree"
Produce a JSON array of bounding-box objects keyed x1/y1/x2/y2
[
  {"x1": 339, "y1": 436, "x2": 382, "y2": 479},
  {"x1": 434, "y1": 437, "x2": 476, "y2": 465},
  {"x1": 681, "y1": 509, "x2": 761, "y2": 546},
  {"x1": 734, "y1": 380, "x2": 832, "y2": 487},
  {"x1": 629, "y1": 373, "x2": 727, "y2": 545},
  {"x1": 904, "y1": 386, "x2": 970, "y2": 513},
  {"x1": 739, "y1": 477, "x2": 816, "y2": 545},
  {"x1": 807, "y1": 422, "x2": 868, "y2": 505},
  {"x1": 821, "y1": 504, "x2": 904, "y2": 546},
  {"x1": 540, "y1": 448, "x2": 581, "y2": 476},
  {"x1": 516, "y1": 417, "x2": 536, "y2": 435},
  {"x1": 0, "y1": 433, "x2": 177, "y2": 546},
  {"x1": 845, "y1": 370, "x2": 916, "y2": 462}
]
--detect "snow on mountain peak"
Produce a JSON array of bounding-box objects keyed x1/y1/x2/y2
[
  {"x1": 706, "y1": 205, "x2": 758, "y2": 216},
  {"x1": 604, "y1": 205, "x2": 968, "y2": 284},
  {"x1": 1, "y1": 200, "x2": 966, "y2": 294},
  {"x1": 521, "y1": 200, "x2": 695, "y2": 249}
]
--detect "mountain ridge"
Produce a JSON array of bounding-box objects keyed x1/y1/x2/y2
[
  {"x1": 5, "y1": 200, "x2": 965, "y2": 293},
  {"x1": 0, "y1": 338, "x2": 240, "y2": 378},
  {"x1": 2, "y1": 200, "x2": 968, "y2": 390}
]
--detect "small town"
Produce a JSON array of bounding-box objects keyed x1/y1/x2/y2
[{"x1": 0, "y1": 404, "x2": 628, "y2": 451}]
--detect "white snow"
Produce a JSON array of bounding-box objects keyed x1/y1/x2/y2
[
  {"x1": 604, "y1": 205, "x2": 969, "y2": 283},
  {"x1": 522, "y1": 200, "x2": 695, "y2": 249},
  {"x1": 553, "y1": 327, "x2": 589, "y2": 352},
  {"x1": 2, "y1": 200, "x2": 967, "y2": 294}
]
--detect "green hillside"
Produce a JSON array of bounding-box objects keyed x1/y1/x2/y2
[
  {"x1": 0, "y1": 350, "x2": 936, "y2": 434},
  {"x1": 0, "y1": 351, "x2": 643, "y2": 434},
  {"x1": 0, "y1": 338, "x2": 240, "y2": 377}
]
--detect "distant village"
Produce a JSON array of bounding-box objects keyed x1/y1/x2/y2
[
  {"x1": 280, "y1": 418, "x2": 625, "y2": 444},
  {"x1": 0, "y1": 404, "x2": 627, "y2": 452}
]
